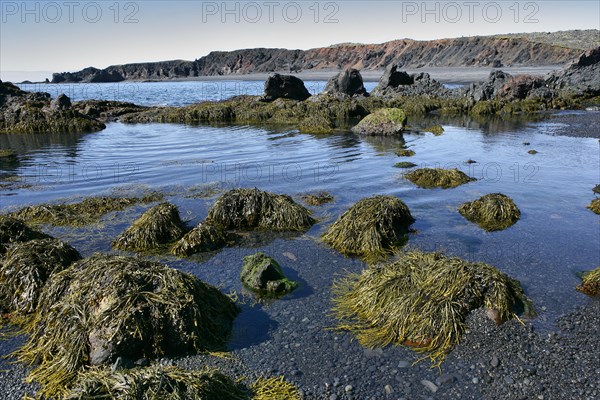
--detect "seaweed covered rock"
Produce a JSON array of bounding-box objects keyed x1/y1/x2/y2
[
  {"x1": 113, "y1": 202, "x2": 186, "y2": 252},
  {"x1": 0, "y1": 81, "x2": 105, "y2": 134},
  {"x1": 351, "y1": 108, "x2": 407, "y2": 136},
  {"x1": 395, "y1": 148, "x2": 415, "y2": 157},
  {"x1": 0, "y1": 239, "x2": 81, "y2": 314},
  {"x1": 405, "y1": 168, "x2": 476, "y2": 189},
  {"x1": 171, "y1": 222, "x2": 228, "y2": 257},
  {"x1": 207, "y1": 188, "x2": 315, "y2": 231},
  {"x1": 322, "y1": 195, "x2": 414, "y2": 261},
  {"x1": 262, "y1": 74, "x2": 311, "y2": 102},
  {"x1": 302, "y1": 191, "x2": 334, "y2": 206},
  {"x1": 576, "y1": 267, "x2": 600, "y2": 296},
  {"x1": 10, "y1": 194, "x2": 163, "y2": 227},
  {"x1": 64, "y1": 365, "x2": 247, "y2": 400},
  {"x1": 324, "y1": 68, "x2": 368, "y2": 97},
  {"x1": 0, "y1": 215, "x2": 50, "y2": 254},
  {"x1": 241, "y1": 252, "x2": 297, "y2": 295},
  {"x1": 423, "y1": 125, "x2": 444, "y2": 135},
  {"x1": 458, "y1": 193, "x2": 521, "y2": 231},
  {"x1": 394, "y1": 162, "x2": 417, "y2": 169},
  {"x1": 587, "y1": 198, "x2": 600, "y2": 214},
  {"x1": 332, "y1": 251, "x2": 534, "y2": 363},
  {"x1": 16, "y1": 254, "x2": 238, "y2": 397}
]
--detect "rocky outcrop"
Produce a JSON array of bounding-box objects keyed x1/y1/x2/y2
[
  {"x1": 50, "y1": 32, "x2": 597, "y2": 82},
  {"x1": 261, "y1": 74, "x2": 311, "y2": 101},
  {"x1": 371, "y1": 66, "x2": 447, "y2": 97},
  {"x1": 464, "y1": 70, "x2": 513, "y2": 101},
  {"x1": 323, "y1": 68, "x2": 368, "y2": 96},
  {"x1": 0, "y1": 82, "x2": 105, "y2": 134},
  {"x1": 546, "y1": 47, "x2": 600, "y2": 96}
]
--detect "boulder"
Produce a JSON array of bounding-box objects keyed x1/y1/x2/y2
[
  {"x1": 466, "y1": 70, "x2": 512, "y2": 101},
  {"x1": 261, "y1": 73, "x2": 311, "y2": 102},
  {"x1": 50, "y1": 94, "x2": 72, "y2": 110},
  {"x1": 351, "y1": 108, "x2": 407, "y2": 136},
  {"x1": 498, "y1": 75, "x2": 545, "y2": 100},
  {"x1": 241, "y1": 252, "x2": 297, "y2": 295},
  {"x1": 324, "y1": 68, "x2": 368, "y2": 96}
]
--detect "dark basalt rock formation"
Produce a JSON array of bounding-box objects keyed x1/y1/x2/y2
[
  {"x1": 371, "y1": 66, "x2": 447, "y2": 97},
  {"x1": 323, "y1": 68, "x2": 368, "y2": 96},
  {"x1": 547, "y1": 46, "x2": 600, "y2": 96},
  {"x1": 261, "y1": 73, "x2": 311, "y2": 102}
]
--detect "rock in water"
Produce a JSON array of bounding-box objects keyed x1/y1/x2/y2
[
  {"x1": 351, "y1": 108, "x2": 407, "y2": 136},
  {"x1": 262, "y1": 73, "x2": 311, "y2": 101},
  {"x1": 324, "y1": 68, "x2": 368, "y2": 96},
  {"x1": 241, "y1": 252, "x2": 297, "y2": 295}
]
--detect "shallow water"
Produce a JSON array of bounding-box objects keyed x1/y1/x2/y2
[{"x1": 1, "y1": 104, "x2": 599, "y2": 332}]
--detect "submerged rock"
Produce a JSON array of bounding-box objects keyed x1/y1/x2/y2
[
  {"x1": 241, "y1": 252, "x2": 297, "y2": 295},
  {"x1": 405, "y1": 168, "x2": 476, "y2": 189},
  {"x1": 262, "y1": 73, "x2": 311, "y2": 102},
  {"x1": 113, "y1": 202, "x2": 186, "y2": 252},
  {"x1": 324, "y1": 68, "x2": 368, "y2": 97},
  {"x1": 322, "y1": 195, "x2": 414, "y2": 261},
  {"x1": 458, "y1": 193, "x2": 521, "y2": 231},
  {"x1": 0, "y1": 238, "x2": 81, "y2": 314},
  {"x1": 351, "y1": 108, "x2": 407, "y2": 136},
  {"x1": 16, "y1": 254, "x2": 238, "y2": 396},
  {"x1": 332, "y1": 250, "x2": 534, "y2": 363},
  {"x1": 302, "y1": 191, "x2": 334, "y2": 206}
]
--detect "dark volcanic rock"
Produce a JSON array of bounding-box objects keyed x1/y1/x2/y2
[
  {"x1": 261, "y1": 73, "x2": 311, "y2": 102},
  {"x1": 371, "y1": 66, "x2": 447, "y2": 97},
  {"x1": 498, "y1": 75, "x2": 545, "y2": 100},
  {"x1": 465, "y1": 70, "x2": 512, "y2": 101},
  {"x1": 546, "y1": 46, "x2": 600, "y2": 96},
  {"x1": 324, "y1": 68, "x2": 368, "y2": 96},
  {"x1": 51, "y1": 94, "x2": 72, "y2": 110}
]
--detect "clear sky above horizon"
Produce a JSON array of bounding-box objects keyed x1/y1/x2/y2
[{"x1": 1, "y1": 0, "x2": 599, "y2": 81}]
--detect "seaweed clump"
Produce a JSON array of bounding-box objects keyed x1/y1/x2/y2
[
  {"x1": 0, "y1": 215, "x2": 50, "y2": 254},
  {"x1": 587, "y1": 198, "x2": 600, "y2": 214},
  {"x1": 424, "y1": 125, "x2": 444, "y2": 135},
  {"x1": 576, "y1": 268, "x2": 600, "y2": 296},
  {"x1": 15, "y1": 254, "x2": 238, "y2": 398},
  {"x1": 64, "y1": 365, "x2": 248, "y2": 400},
  {"x1": 113, "y1": 202, "x2": 186, "y2": 252},
  {"x1": 405, "y1": 168, "x2": 476, "y2": 189},
  {"x1": 241, "y1": 252, "x2": 297, "y2": 296},
  {"x1": 0, "y1": 238, "x2": 81, "y2": 314},
  {"x1": 207, "y1": 188, "x2": 315, "y2": 231},
  {"x1": 252, "y1": 376, "x2": 302, "y2": 400},
  {"x1": 322, "y1": 195, "x2": 414, "y2": 261},
  {"x1": 171, "y1": 222, "x2": 228, "y2": 257},
  {"x1": 458, "y1": 193, "x2": 521, "y2": 231},
  {"x1": 302, "y1": 191, "x2": 334, "y2": 206},
  {"x1": 394, "y1": 162, "x2": 417, "y2": 169},
  {"x1": 332, "y1": 250, "x2": 534, "y2": 363},
  {"x1": 9, "y1": 194, "x2": 163, "y2": 227}
]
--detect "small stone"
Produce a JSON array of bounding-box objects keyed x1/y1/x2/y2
[
  {"x1": 384, "y1": 384, "x2": 394, "y2": 395},
  {"x1": 333, "y1": 378, "x2": 340, "y2": 387},
  {"x1": 421, "y1": 380, "x2": 438, "y2": 393},
  {"x1": 345, "y1": 385, "x2": 353, "y2": 392},
  {"x1": 436, "y1": 373, "x2": 456, "y2": 386},
  {"x1": 505, "y1": 376, "x2": 515, "y2": 385},
  {"x1": 398, "y1": 360, "x2": 411, "y2": 368},
  {"x1": 472, "y1": 377, "x2": 479, "y2": 384},
  {"x1": 524, "y1": 378, "x2": 531, "y2": 385},
  {"x1": 329, "y1": 395, "x2": 338, "y2": 400},
  {"x1": 491, "y1": 356, "x2": 500, "y2": 368},
  {"x1": 528, "y1": 149, "x2": 538, "y2": 155}
]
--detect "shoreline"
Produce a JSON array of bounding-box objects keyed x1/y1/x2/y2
[{"x1": 19, "y1": 66, "x2": 564, "y2": 86}]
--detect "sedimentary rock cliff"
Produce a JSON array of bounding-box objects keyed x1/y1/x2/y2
[{"x1": 51, "y1": 30, "x2": 599, "y2": 83}]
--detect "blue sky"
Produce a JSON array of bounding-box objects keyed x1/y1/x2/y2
[{"x1": 1, "y1": 0, "x2": 599, "y2": 81}]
